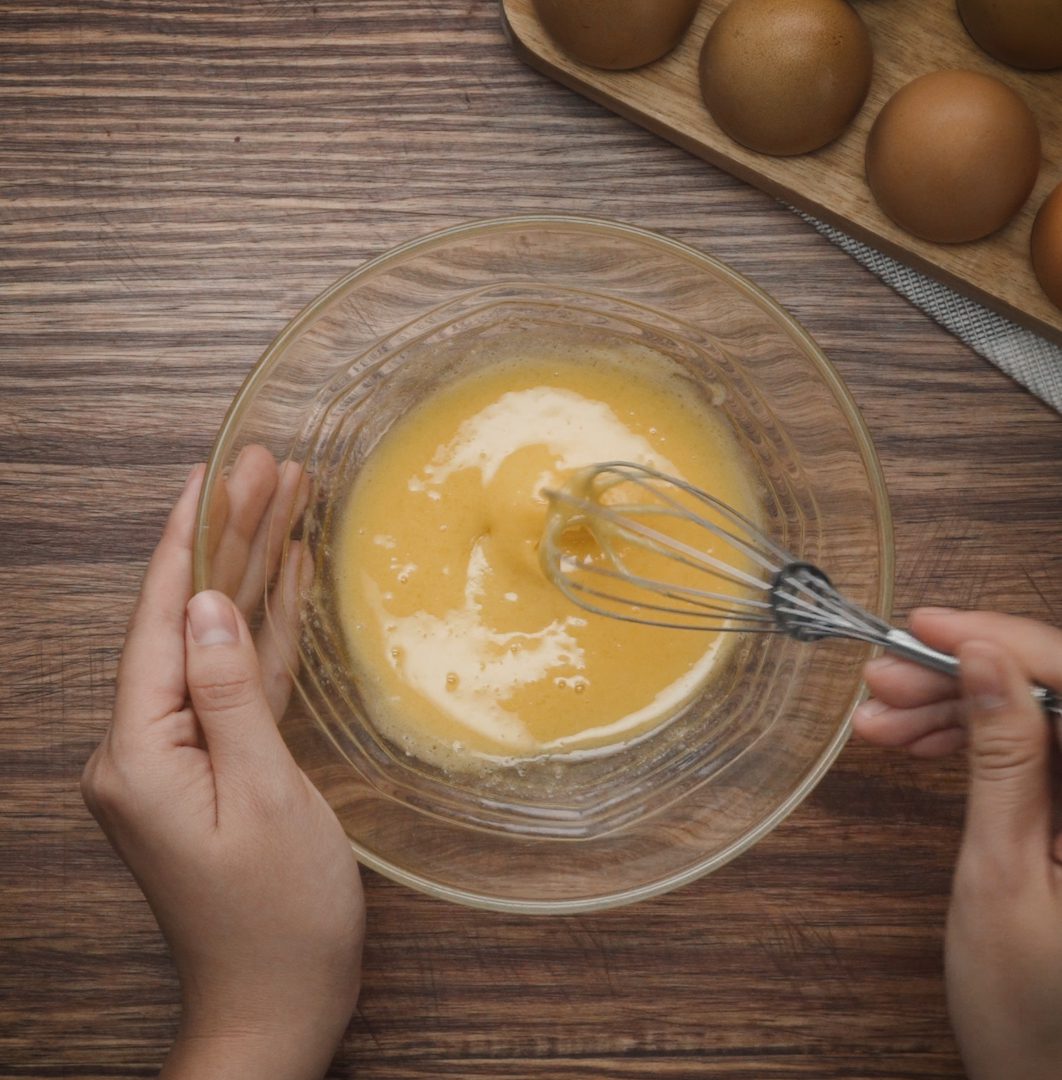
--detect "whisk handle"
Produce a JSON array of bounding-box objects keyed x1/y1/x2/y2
[
  {"x1": 883, "y1": 629, "x2": 1062, "y2": 722},
  {"x1": 882, "y1": 628, "x2": 960, "y2": 677}
]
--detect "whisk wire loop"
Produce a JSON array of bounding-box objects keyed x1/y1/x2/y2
[
  {"x1": 539, "y1": 461, "x2": 1062, "y2": 721},
  {"x1": 587, "y1": 462, "x2": 791, "y2": 575}
]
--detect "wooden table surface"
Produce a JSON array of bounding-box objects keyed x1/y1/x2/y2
[{"x1": 3, "y1": 3, "x2": 1061, "y2": 1078}]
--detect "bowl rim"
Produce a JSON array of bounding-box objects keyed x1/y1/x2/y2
[{"x1": 194, "y1": 213, "x2": 894, "y2": 913}]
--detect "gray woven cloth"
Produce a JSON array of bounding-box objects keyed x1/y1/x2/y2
[{"x1": 799, "y1": 213, "x2": 1062, "y2": 414}]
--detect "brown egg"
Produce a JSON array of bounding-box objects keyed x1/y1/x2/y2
[
  {"x1": 957, "y1": 0, "x2": 1062, "y2": 71},
  {"x1": 698, "y1": 0, "x2": 873, "y2": 157},
  {"x1": 1031, "y1": 180, "x2": 1062, "y2": 309},
  {"x1": 532, "y1": 0, "x2": 702, "y2": 71},
  {"x1": 865, "y1": 70, "x2": 1040, "y2": 243}
]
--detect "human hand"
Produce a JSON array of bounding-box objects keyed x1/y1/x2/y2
[
  {"x1": 82, "y1": 448, "x2": 364, "y2": 1080},
  {"x1": 855, "y1": 608, "x2": 1062, "y2": 1080}
]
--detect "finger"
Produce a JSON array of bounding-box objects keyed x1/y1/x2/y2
[
  {"x1": 235, "y1": 459, "x2": 310, "y2": 618},
  {"x1": 185, "y1": 590, "x2": 290, "y2": 792},
  {"x1": 256, "y1": 540, "x2": 309, "y2": 721},
  {"x1": 908, "y1": 726, "x2": 967, "y2": 759},
  {"x1": 853, "y1": 696, "x2": 964, "y2": 749},
  {"x1": 202, "y1": 462, "x2": 230, "y2": 565},
  {"x1": 864, "y1": 654, "x2": 957, "y2": 709},
  {"x1": 910, "y1": 608, "x2": 1062, "y2": 689},
  {"x1": 210, "y1": 445, "x2": 279, "y2": 604},
  {"x1": 959, "y1": 639, "x2": 1051, "y2": 864},
  {"x1": 114, "y1": 466, "x2": 203, "y2": 731}
]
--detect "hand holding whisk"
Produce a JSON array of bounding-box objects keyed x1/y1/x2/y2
[{"x1": 540, "y1": 461, "x2": 1061, "y2": 722}]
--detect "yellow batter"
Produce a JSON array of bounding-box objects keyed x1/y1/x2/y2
[{"x1": 334, "y1": 338, "x2": 758, "y2": 771}]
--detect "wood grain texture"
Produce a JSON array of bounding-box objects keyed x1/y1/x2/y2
[
  {"x1": 503, "y1": 0, "x2": 1062, "y2": 344},
  {"x1": 1, "y1": 2, "x2": 1061, "y2": 1078}
]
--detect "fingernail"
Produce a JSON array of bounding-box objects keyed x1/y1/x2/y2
[
  {"x1": 916, "y1": 606, "x2": 958, "y2": 617},
  {"x1": 961, "y1": 641, "x2": 1008, "y2": 712},
  {"x1": 187, "y1": 591, "x2": 239, "y2": 646},
  {"x1": 854, "y1": 698, "x2": 889, "y2": 723}
]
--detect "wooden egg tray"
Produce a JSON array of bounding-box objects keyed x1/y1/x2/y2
[{"x1": 502, "y1": 0, "x2": 1062, "y2": 346}]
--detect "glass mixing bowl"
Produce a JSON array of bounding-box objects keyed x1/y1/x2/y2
[{"x1": 194, "y1": 216, "x2": 892, "y2": 913}]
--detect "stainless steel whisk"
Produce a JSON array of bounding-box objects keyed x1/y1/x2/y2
[{"x1": 541, "y1": 461, "x2": 1061, "y2": 721}]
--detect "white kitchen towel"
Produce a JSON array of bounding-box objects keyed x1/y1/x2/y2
[{"x1": 801, "y1": 213, "x2": 1062, "y2": 414}]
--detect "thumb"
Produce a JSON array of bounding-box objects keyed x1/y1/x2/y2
[
  {"x1": 958, "y1": 638, "x2": 1050, "y2": 865},
  {"x1": 185, "y1": 590, "x2": 288, "y2": 782}
]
